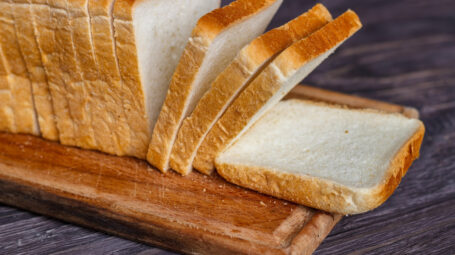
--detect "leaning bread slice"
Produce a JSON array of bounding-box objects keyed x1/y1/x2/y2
[
  {"x1": 216, "y1": 100, "x2": 425, "y2": 215},
  {"x1": 148, "y1": 0, "x2": 283, "y2": 172},
  {"x1": 194, "y1": 10, "x2": 362, "y2": 174},
  {"x1": 113, "y1": 0, "x2": 220, "y2": 158},
  {"x1": 11, "y1": 0, "x2": 59, "y2": 140},
  {"x1": 0, "y1": 0, "x2": 39, "y2": 135},
  {"x1": 170, "y1": 4, "x2": 332, "y2": 175}
]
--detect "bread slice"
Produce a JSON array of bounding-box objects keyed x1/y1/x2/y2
[
  {"x1": 88, "y1": 0, "x2": 130, "y2": 156},
  {"x1": 0, "y1": 50, "x2": 15, "y2": 132},
  {"x1": 193, "y1": 10, "x2": 362, "y2": 174},
  {"x1": 113, "y1": 0, "x2": 220, "y2": 158},
  {"x1": 11, "y1": 0, "x2": 59, "y2": 140},
  {"x1": 170, "y1": 4, "x2": 333, "y2": 175},
  {"x1": 0, "y1": 0, "x2": 39, "y2": 135},
  {"x1": 148, "y1": 0, "x2": 283, "y2": 172},
  {"x1": 216, "y1": 100, "x2": 425, "y2": 215},
  {"x1": 32, "y1": 0, "x2": 79, "y2": 145}
]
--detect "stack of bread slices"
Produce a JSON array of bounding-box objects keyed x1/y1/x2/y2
[{"x1": 0, "y1": 0, "x2": 424, "y2": 215}]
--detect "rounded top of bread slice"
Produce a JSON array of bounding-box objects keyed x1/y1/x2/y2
[{"x1": 194, "y1": 0, "x2": 281, "y2": 40}]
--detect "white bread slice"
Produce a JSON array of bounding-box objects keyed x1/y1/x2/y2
[
  {"x1": 113, "y1": 0, "x2": 220, "y2": 158},
  {"x1": 170, "y1": 4, "x2": 333, "y2": 175},
  {"x1": 32, "y1": 0, "x2": 79, "y2": 145},
  {"x1": 148, "y1": 0, "x2": 283, "y2": 172},
  {"x1": 216, "y1": 100, "x2": 425, "y2": 215},
  {"x1": 193, "y1": 10, "x2": 362, "y2": 174},
  {"x1": 0, "y1": 0, "x2": 39, "y2": 135},
  {"x1": 11, "y1": 0, "x2": 59, "y2": 140},
  {"x1": 88, "y1": 0, "x2": 130, "y2": 156},
  {"x1": 0, "y1": 50, "x2": 15, "y2": 132}
]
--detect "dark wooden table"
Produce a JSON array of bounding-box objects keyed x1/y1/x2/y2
[{"x1": 1, "y1": 0, "x2": 454, "y2": 254}]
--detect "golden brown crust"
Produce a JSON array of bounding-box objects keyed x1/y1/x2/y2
[
  {"x1": 12, "y1": 0, "x2": 59, "y2": 140},
  {"x1": 194, "y1": 0, "x2": 280, "y2": 40},
  {"x1": 88, "y1": 0, "x2": 112, "y2": 16},
  {"x1": 193, "y1": 11, "x2": 362, "y2": 174},
  {"x1": 148, "y1": 0, "x2": 281, "y2": 172},
  {"x1": 148, "y1": 37, "x2": 209, "y2": 171},
  {"x1": 89, "y1": 0, "x2": 132, "y2": 156},
  {"x1": 276, "y1": 10, "x2": 361, "y2": 76},
  {"x1": 0, "y1": 52, "x2": 15, "y2": 132},
  {"x1": 67, "y1": 0, "x2": 107, "y2": 151},
  {"x1": 216, "y1": 122, "x2": 425, "y2": 215},
  {"x1": 169, "y1": 4, "x2": 332, "y2": 175},
  {"x1": 0, "y1": 0, "x2": 39, "y2": 135},
  {"x1": 113, "y1": 0, "x2": 153, "y2": 158},
  {"x1": 112, "y1": 0, "x2": 134, "y2": 21}
]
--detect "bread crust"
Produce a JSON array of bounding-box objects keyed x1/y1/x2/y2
[
  {"x1": 169, "y1": 4, "x2": 332, "y2": 175},
  {"x1": 216, "y1": 119, "x2": 425, "y2": 215},
  {"x1": 68, "y1": 0, "x2": 115, "y2": 151},
  {"x1": 113, "y1": 0, "x2": 154, "y2": 158},
  {"x1": 0, "y1": 0, "x2": 39, "y2": 135},
  {"x1": 0, "y1": 51, "x2": 15, "y2": 132},
  {"x1": 148, "y1": 0, "x2": 281, "y2": 172},
  {"x1": 89, "y1": 0, "x2": 132, "y2": 156},
  {"x1": 11, "y1": 0, "x2": 59, "y2": 140},
  {"x1": 36, "y1": 0, "x2": 88, "y2": 145},
  {"x1": 193, "y1": 11, "x2": 362, "y2": 174}
]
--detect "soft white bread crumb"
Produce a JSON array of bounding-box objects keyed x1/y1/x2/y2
[{"x1": 216, "y1": 100, "x2": 425, "y2": 214}]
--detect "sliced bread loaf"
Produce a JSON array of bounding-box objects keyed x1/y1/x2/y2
[
  {"x1": 216, "y1": 100, "x2": 425, "y2": 214},
  {"x1": 113, "y1": 0, "x2": 220, "y2": 158},
  {"x1": 194, "y1": 10, "x2": 363, "y2": 174},
  {"x1": 11, "y1": 0, "x2": 58, "y2": 140},
  {"x1": 170, "y1": 4, "x2": 332, "y2": 175},
  {"x1": 148, "y1": 0, "x2": 283, "y2": 172},
  {"x1": 0, "y1": 0, "x2": 39, "y2": 135}
]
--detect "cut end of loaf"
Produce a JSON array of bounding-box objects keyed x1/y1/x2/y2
[{"x1": 312, "y1": 4, "x2": 333, "y2": 22}]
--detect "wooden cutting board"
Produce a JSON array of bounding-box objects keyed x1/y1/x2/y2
[{"x1": 0, "y1": 85, "x2": 418, "y2": 255}]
